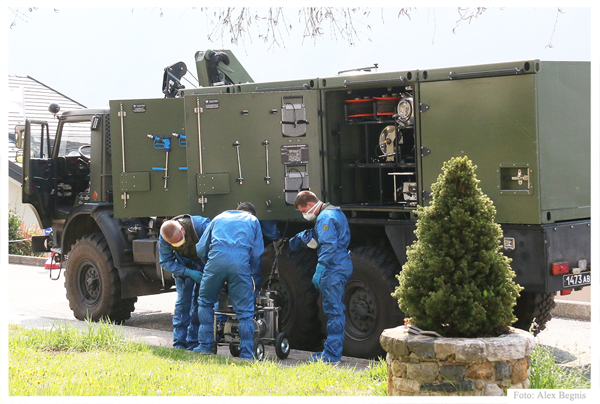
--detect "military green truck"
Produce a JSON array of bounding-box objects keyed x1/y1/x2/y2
[{"x1": 19, "y1": 50, "x2": 590, "y2": 359}]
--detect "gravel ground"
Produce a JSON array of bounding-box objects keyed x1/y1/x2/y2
[{"x1": 534, "y1": 316, "x2": 591, "y2": 379}]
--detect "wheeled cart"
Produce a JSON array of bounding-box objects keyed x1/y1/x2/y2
[{"x1": 213, "y1": 289, "x2": 291, "y2": 360}]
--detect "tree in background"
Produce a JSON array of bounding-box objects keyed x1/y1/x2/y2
[
  {"x1": 8, "y1": 7, "x2": 565, "y2": 49},
  {"x1": 393, "y1": 156, "x2": 522, "y2": 338}
]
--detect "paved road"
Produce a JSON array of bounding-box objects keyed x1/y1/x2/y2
[{"x1": 6, "y1": 263, "x2": 591, "y2": 370}]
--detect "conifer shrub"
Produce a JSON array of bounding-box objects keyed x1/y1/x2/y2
[{"x1": 393, "y1": 156, "x2": 522, "y2": 337}]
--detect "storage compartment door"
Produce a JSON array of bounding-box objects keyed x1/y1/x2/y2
[
  {"x1": 183, "y1": 90, "x2": 321, "y2": 219},
  {"x1": 418, "y1": 74, "x2": 540, "y2": 224}
]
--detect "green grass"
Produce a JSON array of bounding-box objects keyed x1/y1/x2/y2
[
  {"x1": 8, "y1": 322, "x2": 387, "y2": 396},
  {"x1": 10, "y1": 321, "x2": 589, "y2": 396},
  {"x1": 528, "y1": 344, "x2": 591, "y2": 390}
]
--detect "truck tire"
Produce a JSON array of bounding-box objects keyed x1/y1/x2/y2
[
  {"x1": 64, "y1": 233, "x2": 136, "y2": 323},
  {"x1": 513, "y1": 291, "x2": 555, "y2": 336},
  {"x1": 343, "y1": 246, "x2": 404, "y2": 359},
  {"x1": 261, "y1": 245, "x2": 324, "y2": 351}
]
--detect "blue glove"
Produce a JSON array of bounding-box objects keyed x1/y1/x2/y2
[
  {"x1": 312, "y1": 263, "x2": 325, "y2": 290},
  {"x1": 185, "y1": 269, "x2": 203, "y2": 284},
  {"x1": 288, "y1": 232, "x2": 302, "y2": 251},
  {"x1": 289, "y1": 229, "x2": 318, "y2": 251}
]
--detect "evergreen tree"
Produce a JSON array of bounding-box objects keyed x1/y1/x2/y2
[{"x1": 393, "y1": 156, "x2": 522, "y2": 337}]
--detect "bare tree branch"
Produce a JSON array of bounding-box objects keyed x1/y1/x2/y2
[
  {"x1": 8, "y1": 6, "x2": 570, "y2": 52},
  {"x1": 427, "y1": 8, "x2": 437, "y2": 45},
  {"x1": 546, "y1": 8, "x2": 566, "y2": 49},
  {"x1": 198, "y1": 7, "x2": 289, "y2": 51},
  {"x1": 259, "y1": 7, "x2": 291, "y2": 51},
  {"x1": 452, "y1": 7, "x2": 488, "y2": 34},
  {"x1": 8, "y1": 7, "x2": 59, "y2": 29},
  {"x1": 298, "y1": 7, "x2": 366, "y2": 45},
  {"x1": 398, "y1": 8, "x2": 413, "y2": 20}
]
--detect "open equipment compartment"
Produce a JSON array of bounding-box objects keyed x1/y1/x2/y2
[{"x1": 324, "y1": 82, "x2": 418, "y2": 218}]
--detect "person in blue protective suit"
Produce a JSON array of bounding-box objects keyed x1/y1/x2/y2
[
  {"x1": 253, "y1": 220, "x2": 282, "y2": 299},
  {"x1": 289, "y1": 191, "x2": 353, "y2": 363},
  {"x1": 194, "y1": 202, "x2": 265, "y2": 359},
  {"x1": 159, "y1": 215, "x2": 210, "y2": 350}
]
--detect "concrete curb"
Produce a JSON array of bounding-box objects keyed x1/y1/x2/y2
[
  {"x1": 8, "y1": 254, "x2": 47, "y2": 267},
  {"x1": 8, "y1": 255, "x2": 591, "y2": 321},
  {"x1": 553, "y1": 300, "x2": 591, "y2": 322}
]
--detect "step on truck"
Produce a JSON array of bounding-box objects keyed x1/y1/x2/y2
[{"x1": 18, "y1": 50, "x2": 591, "y2": 359}]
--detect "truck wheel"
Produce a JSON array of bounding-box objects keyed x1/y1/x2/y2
[
  {"x1": 343, "y1": 246, "x2": 404, "y2": 359},
  {"x1": 65, "y1": 233, "x2": 136, "y2": 323},
  {"x1": 261, "y1": 246, "x2": 324, "y2": 351},
  {"x1": 513, "y1": 291, "x2": 555, "y2": 335}
]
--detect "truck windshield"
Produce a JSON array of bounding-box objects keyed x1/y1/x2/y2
[{"x1": 57, "y1": 121, "x2": 92, "y2": 157}]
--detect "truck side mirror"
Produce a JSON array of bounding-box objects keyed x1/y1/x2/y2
[{"x1": 14, "y1": 125, "x2": 25, "y2": 149}]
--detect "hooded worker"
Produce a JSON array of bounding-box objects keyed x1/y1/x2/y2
[
  {"x1": 194, "y1": 202, "x2": 265, "y2": 359},
  {"x1": 289, "y1": 191, "x2": 353, "y2": 363},
  {"x1": 159, "y1": 214, "x2": 210, "y2": 350}
]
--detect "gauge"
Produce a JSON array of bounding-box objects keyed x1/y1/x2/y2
[{"x1": 397, "y1": 99, "x2": 413, "y2": 122}]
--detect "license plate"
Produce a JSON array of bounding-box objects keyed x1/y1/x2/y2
[{"x1": 562, "y1": 272, "x2": 591, "y2": 288}]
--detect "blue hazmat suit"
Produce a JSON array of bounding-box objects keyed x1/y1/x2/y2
[
  {"x1": 289, "y1": 204, "x2": 353, "y2": 362},
  {"x1": 158, "y1": 215, "x2": 210, "y2": 350},
  {"x1": 194, "y1": 210, "x2": 265, "y2": 359},
  {"x1": 253, "y1": 220, "x2": 281, "y2": 298}
]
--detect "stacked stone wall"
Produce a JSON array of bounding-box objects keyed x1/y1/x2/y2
[{"x1": 380, "y1": 326, "x2": 535, "y2": 396}]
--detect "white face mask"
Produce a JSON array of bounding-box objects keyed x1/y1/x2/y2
[{"x1": 302, "y1": 201, "x2": 322, "y2": 221}]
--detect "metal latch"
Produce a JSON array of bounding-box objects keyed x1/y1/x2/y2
[{"x1": 511, "y1": 168, "x2": 530, "y2": 186}]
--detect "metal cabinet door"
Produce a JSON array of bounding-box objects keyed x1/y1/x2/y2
[
  {"x1": 418, "y1": 74, "x2": 540, "y2": 224},
  {"x1": 110, "y1": 98, "x2": 188, "y2": 218},
  {"x1": 183, "y1": 90, "x2": 321, "y2": 219}
]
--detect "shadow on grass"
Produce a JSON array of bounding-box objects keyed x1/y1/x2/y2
[
  {"x1": 536, "y1": 344, "x2": 577, "y2": 364},
  {"x1": 144, "y1": 344, "x2": 231, "y2": 364},
  {"x1": 533, "y1": 344, "x2": 591, "y2": 384}
]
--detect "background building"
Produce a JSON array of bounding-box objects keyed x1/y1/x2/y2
[{"x1": 7, "y1": 74, "x2": 86, "y2": 227}]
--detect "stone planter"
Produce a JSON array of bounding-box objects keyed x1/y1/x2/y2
[{"x1": 380, "y1": 326, "x2": 536, "y2": 396}]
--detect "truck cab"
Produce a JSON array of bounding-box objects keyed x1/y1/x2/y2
[{"x1": 21, "y1": 108, "x2": 109, "y2": 230}]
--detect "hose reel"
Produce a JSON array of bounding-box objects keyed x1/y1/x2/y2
[{"x1": 378, "y1": 125, "x2": 401, "y2": 162}]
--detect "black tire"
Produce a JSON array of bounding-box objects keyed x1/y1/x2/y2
[
  {"x1": 343, "y1": 246, "x2": 404, "y2": 359},
  {"x1": 275, "y1": 332, "x2": 291, "y2": 359},
  {"x1": 229, "y1": 343, "x2": 240, "y2": 357},
  {"x1": 261, "y1": 245, "x2": 324, "y2": 351},
  {"x1": 513, "y1": 291, "x2": 556, "y2": 336},
  {"x1": 64, "y1": 233, "x2": 136, "y2": 323}
]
